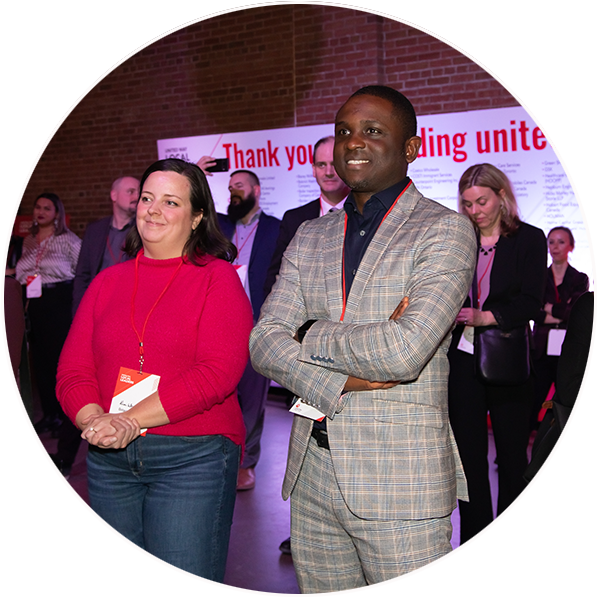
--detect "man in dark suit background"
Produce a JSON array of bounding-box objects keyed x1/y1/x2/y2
[
  {"x1": 264, "y1": 136, "x2": 350, "y2": 297},
  {"x1": 72, "y1": 176, "x2": 140, "y2": 314},
  {"x1": 52, "y1": 175, "x2": 139, "y2": 477},
  {"x1": 217, "y1": 169, "x2": 280, "y2": 490}
]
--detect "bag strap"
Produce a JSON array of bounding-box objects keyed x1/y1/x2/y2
[{"x1": 471, "y1": 267, "x2": 478, "y2": 309}]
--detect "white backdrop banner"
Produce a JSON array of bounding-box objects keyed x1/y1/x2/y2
[{"x1": 157, "y1": 106, "x2": 592, "y2": 284}]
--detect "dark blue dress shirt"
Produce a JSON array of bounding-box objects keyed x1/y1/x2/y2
[
  {"x1": 314, "y1": 177, "x2": 411, "y2": 434},
  {"x1": 342, "y1": 177, "x2": 411, "y2": 300}
]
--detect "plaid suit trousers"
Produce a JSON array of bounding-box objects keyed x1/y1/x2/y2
[{"x1": 290, "y1": 436, "x2": 453, "y2": 593}]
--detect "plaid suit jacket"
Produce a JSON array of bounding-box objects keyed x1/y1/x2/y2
[{"x1": 250, "y1": 183, "x2": 477, "y2": 520}]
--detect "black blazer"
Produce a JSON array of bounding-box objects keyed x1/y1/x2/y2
[
  {"x1": 474, "y1": 222, "x2": 548, "y2": 330},
  {"x1": 73, "y1": 216, "x2": 112, "y2": 314},
  {"x1": 532, "y1": 264, "x2": 589, "y2": 357},
  {"x1": 555, "y1": 290, "x2": 594, "y2": 409},
  {"x1": 263, "y1": 198, "x2": 321, "y2": 296},
  {"x1": 218, "y1": 211, "x2": 280, "y2": 321},
  {"x1": 73, "y1": 216, "x2": 135, "y2": 315}
]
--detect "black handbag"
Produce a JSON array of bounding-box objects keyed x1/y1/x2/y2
[{"x1": 474, "y1": 325, "x2": 531, "y2": 386}]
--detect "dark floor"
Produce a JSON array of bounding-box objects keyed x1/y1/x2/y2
[{"x1": 36, "y1": 389, "x2": 515, "y2": 594}]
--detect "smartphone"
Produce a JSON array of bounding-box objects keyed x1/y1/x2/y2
[{"x1": 206, "y1": 158, "x2": 229, "y2": 173}]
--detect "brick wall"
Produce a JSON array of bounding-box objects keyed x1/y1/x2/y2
[{"x1": 19, "y1": 5, "x2": 517, "y2": 236}]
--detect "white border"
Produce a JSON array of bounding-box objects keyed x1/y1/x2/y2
[{"x1": 2, "y1": 2, "x2": 597, "y2": 597}]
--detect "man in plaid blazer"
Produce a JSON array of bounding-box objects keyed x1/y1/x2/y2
[{"x1": 249, "y1": 85, "x2": 477, "y2": 592}]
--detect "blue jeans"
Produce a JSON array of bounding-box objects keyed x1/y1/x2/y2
[{"x1": 87, "y1": 434, "x2": 240, "y2": 582}]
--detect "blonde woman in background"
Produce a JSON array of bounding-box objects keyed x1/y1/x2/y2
[{"x1": 447, "y1": 164, "x2": 547, "y2": 544}]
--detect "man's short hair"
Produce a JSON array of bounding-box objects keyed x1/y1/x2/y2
[
  {"x1": 111, "y1": 176, "x2": 138, "y2": 193},
  {"x1": 111, "y1": 177, "x2": 126, "y2": 192},
  {"x1": 349, "y1": 85, "x2": 417, "y2": 139},
  {"x1": 230, "y1": 169, "x2": 260, "y2": 187},
  {"x1": 312, "y1": 136, "x2": 334, "y2": 165}
]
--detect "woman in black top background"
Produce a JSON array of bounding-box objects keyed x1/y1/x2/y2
[{"x1": 530, "y1": 226, "x2": 589, "y2": 430}]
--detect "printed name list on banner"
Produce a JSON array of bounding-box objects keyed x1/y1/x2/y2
[{"x1": 157, "y1": 106, "x2": 592, "y2": 286}]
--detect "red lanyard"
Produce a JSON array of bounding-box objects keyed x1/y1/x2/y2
[
  {"x1": 130, "y1": 253, "x2": 183, "y2": 373},
  {"x1": 234, "y1": 220, "x2": 260, "y2": 257},
  {"x1": 105, "y1": 234, "x2": 124, "y2": 266},
  {"x1": 34, "y1": 234, "x2": 52, "y2": 274},
  {"x1": 340, "y1": 182, "x2": 409, "y2": 322},
  {"x1": 341, "y1": 216, "x2": 349, "y2": 322}
]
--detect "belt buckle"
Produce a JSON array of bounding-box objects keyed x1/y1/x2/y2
[{"x1": 312, "y1": 428, "x2": 329, "y2": 450}]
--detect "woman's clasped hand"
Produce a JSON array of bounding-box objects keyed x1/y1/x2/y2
[{"x1": 80, "y1": 411, "x2": 141, "y2": 449}]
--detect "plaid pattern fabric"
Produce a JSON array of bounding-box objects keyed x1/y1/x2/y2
[
  {"x1": 290, "y1": 437, "x2": 453, "y2": 592},
  {"x1": 250, "y1": 183, "x2": 477, "y2": 520}
]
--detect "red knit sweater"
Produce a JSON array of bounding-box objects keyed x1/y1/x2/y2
[{"x1": 56, "y1": 252, "x2": 253, "y2": 446}]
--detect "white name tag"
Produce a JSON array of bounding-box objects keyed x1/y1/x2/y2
[
  {"x1": 289, "y1": 397, "x2": 326, "y2": 421},
  {"x1": 110, "y1": 367, "x2": 160, "y2": 434},
  {"x1": 457, "y1": 326, "x2": 475, "y2": 354},
  {"x1": 547, "y1": 328, "x2": 567, "y2": 356},
  {"x1": 234, "y1": 264, "x2": 248, "y2": 288},
  {"x1": 26, "y1": 274, "x2": 42, "y2": 298}
]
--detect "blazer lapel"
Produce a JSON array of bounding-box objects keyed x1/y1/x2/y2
[
  {"x1": 487, "y1": 231, "x2": 513, "y2": 304},
  {"x1": 342, "y1": 184, "x2": 420, "y2": 323},
  {"x1": 217, "y1": 214, "x2": 235, "y2": 240},
  {"x1": 248, "y1": 212, "x2": 264, "y2": 270},
  {"x1": 322, "y1": 212, "x2": 346, "y2": 323},
  {"x1": 93, "y1": 217, "x2": 113, "y2": 277}
]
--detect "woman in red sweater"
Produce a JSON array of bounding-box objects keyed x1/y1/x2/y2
[{"x1": 56, "y1": 158, "x2": 253, "y2": 582}]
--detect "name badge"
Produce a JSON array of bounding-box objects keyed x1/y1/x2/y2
[
  {"x1": 110, "y1": 367, "x2": 161, "y2": 434},
  {"x1": 26, "y1": 274, "x2": 42, "y2": 298},
  {"x1": 547, "y1": 328, "x2": 567, "y2": 356},
  {"x1": 289, "y1": 397, "x2": 326, "y2": 421},
  {"x1": 234, "y1": 264, "x2": 248, "y2": 288},
  {"x1": 457, "y1": 325, "x2": 475, "y2": 354}
]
